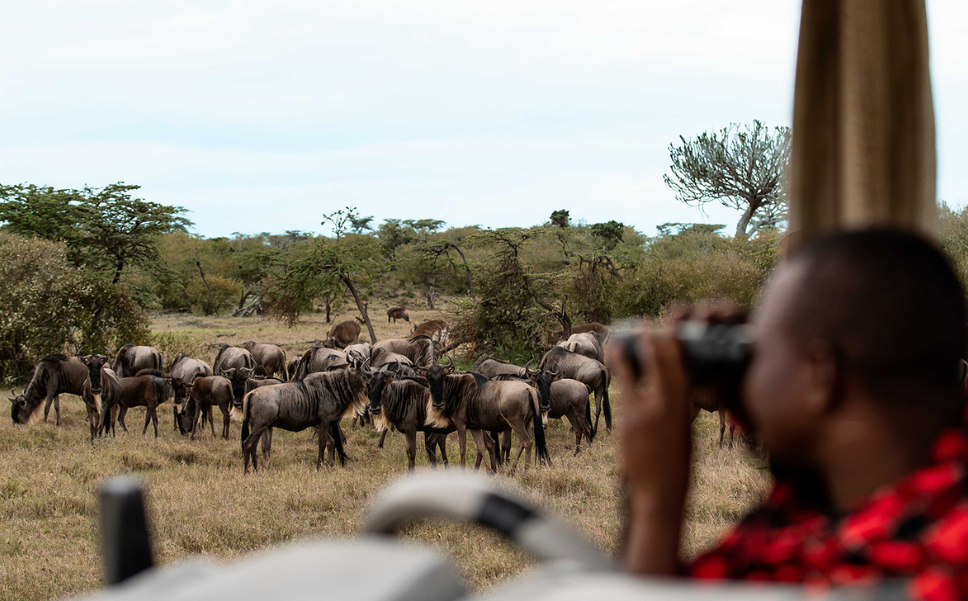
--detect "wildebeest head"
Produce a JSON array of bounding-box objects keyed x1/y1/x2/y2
[
  {"x1": 9, "y1": 388, "x2": 28, "y2": 425},
  {"x1": 529, "y1": 364, "x2": 559, "y2": 414},
  {"x1": 79, "y1": 352, "x2": 110, "y2": 394},
  {"x1": 422, "y1": 355, "x2": 454, "y2": 409},
  {"x1": 222, "y1": 367, "x2": 255, "y2": 402},
  {"x1": 367, "y1": 371, "x2": 395, "y2": 415}
]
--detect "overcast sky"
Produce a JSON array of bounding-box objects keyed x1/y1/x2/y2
[{"x1": 1, "y1": 1, "x2": 966, "y2": 238}]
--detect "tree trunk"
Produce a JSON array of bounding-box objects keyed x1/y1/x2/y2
[
  {"x1": 195, "y1": 258, "x2": 218, "y2": 315},
  {"x1": 325, "y1": 299, "x2": 332, "y2": 323},
  {"x1": 112, "y1": 255, "x2": 125, "y2": 285},
  {"x1": 735, "y1": 200, "x2": 760, "y2": 238},
  {"x1": 447, "y1": 243, "x2": 475, "y2": 296},
  {"x1": 341, "y1": 276, "x2": 377, "y2": 344}
]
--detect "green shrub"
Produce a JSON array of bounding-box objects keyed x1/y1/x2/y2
[{"x1": 186, "y1": 274, "x2": 243, "y2": 316}]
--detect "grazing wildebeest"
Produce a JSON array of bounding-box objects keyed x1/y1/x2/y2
[
  {"x1": 169, "y1": 354, "x2": 213, "y2": 430},
  {"x1": 411, "y1": 320, "x2": 448, "y2": 345},
  {"x1": 112, "y1": 344, "x2": 163, "y2": 378},
  {"x1": 371, "y1": 336, "x2": 436, "y2": 367},
  {"x1": 286, "y1": 356, "x2": 301, "y2": 381},
  {"x1": 326, "y1": 320, "x2": 362, "y2": 349},
  {"x1": 293, "y1": 347, "x2": 349, "y2": 380},
  {"x1": 539, "y1": 346, "x2": 611, "y2": 435},
  {"x1": 367, "y1": 371, "x2": 455, "y2": 471},
  {"x1": 386, "y1": 306, "x2": 410, "y2": 323},
  {"x1": 9, "y1": 354, "x2": 91, "y2": 426},
  {"x1": 178, "y1": 376, "x2": 234, "y2": 439},
  {"x1": 422, "y1": 359, "x2": 550, "y2": 473},
  {"x1": 240, "y1": 366, "x2": 369, "y2": 472},
  {"x1": 212, "y1": 345, "x2": 256, "y2": 376},
  {"x1": 78, "y1": 354, "x2": 110, "y2": 440},
  {"x1": 557, "y1": 332, "x2": 604, "y2": 363},
  {"x1": 240, "y1": 342, "x2": 287, "y2": 381},
  {"x1": 98, "y1": 369, "x2": 175, "y2": 438},
  {"x1": 474, "y1": 357, "x2": 533, "y2": 378},
  {"x1": 344, "y1": 342, "x2": 371, "y2": 364}
]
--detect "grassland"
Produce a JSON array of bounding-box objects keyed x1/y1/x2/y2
[{"x1": 0, "y1": 306, "x2": 771, "y2": 600}]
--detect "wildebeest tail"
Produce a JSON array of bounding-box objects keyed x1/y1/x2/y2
[
  {"x1": 489, "y1": 431, "x2": 503, "y2": 467},
  {"x1": 585, "y1": 390, "x2": 594, "y2": 442},
  {"x1": 530, "y1": 389, "x2": 551, "y2": 466},
  {"x1": 240, "y1": 392, "x2": 251, "y2": 452},
  {"x1": 331, "y1": 422, "x2": 348, "y2": 467},
  {"x1": 601, "y1": 369, "x2": 611, "y2": 429}
]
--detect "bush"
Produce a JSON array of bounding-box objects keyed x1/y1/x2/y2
[
  {"x1": 186, "y1": 274, "x2": 243, "y2": 315},
  {"x1": 0, "y1": 233, "x2": 150, "y2": 381}
]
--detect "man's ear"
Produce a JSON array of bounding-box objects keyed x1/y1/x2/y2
[{"x1": 801, "y1": 339, "x2": 842, "y2": 416}]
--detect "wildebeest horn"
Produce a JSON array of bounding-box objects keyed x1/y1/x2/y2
[
  {"x1": 524, "y1": 358, "x2": 535, "y2": 373},
  {"x1": 549, "y1": 364, "x2": 561, "y2": 376},
  {"x1": 440, "y1": 354, "x2": 453, "y2": 367}
]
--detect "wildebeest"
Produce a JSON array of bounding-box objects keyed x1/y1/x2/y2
[
  {"x1": 371, "y1": 336, "x2": 436, "y2": 368},
  {"x1": 240, "y1": 365, "x2": 369, "y2": 472},
  {"x1": 169, "y1": 354, "x2": 213, "y2": 430},
  {"x1": 548, "y1": 379, "x2": 594, "y2": 454},
  {"x1": 539, "y1": 346, "x2": 611, "y2": 435},
  {"x1": 557, "y1": 332, "x2": 604, "y2": 363},
  {"x1": 10, "y1": 354, "x2": 91, "y2": 426},
  {"x1": 326, "y1": 320, "x2": 362, "y2": 349},
  {"x1": 240, "y1": 342, "x2": 287, "y2": 381},
  {"x1": 293, "y1": 347, "x2": 349, "y2": 380},
  {"x1": 411, "y1": 319, "x2": 448, "y2": 345},
  {"x1": 212, "y1": 344, "x2": 256, "y2": 376},
  {"x1": 286, "y1": 356, "x2": 301, "y2": 381},
  {"x1": 78, "y1": 354, "x2": 110, "y2": 440},
  {"x1": 422, "y1": 360, "x2": 550, "y2": 473},
  {"x1": 386, "y1": 306, "x2": 410, "y2": 323},
  {"x1": 112, "y1": 344, "x2": 163, "y2": 378},
  {"x1": 371, "y1": 350, "x2": 415, "y2": 372},
  {"x1": 178, "y1": 376, "x2": 234, "y2": 439},
  {"x1": 691, "y1": 389, "x2": 737, "y2": 449},
  {"x1": 219, "y1": 367, "x2": 256, "y2": 410},
  {"x1": 474, "y1": 357, "x2": 532, "y2": 379},
  {"x1": 367, "y1": 371, "x2": 453, "y2": 471},
  {"x1": 98, "y1": 369, "x2": 175, "y2": 438},
  {"x1": 548, "y1": 322, "x2": 610, "y2": 345}
]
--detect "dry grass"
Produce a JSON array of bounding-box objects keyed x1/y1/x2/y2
[{"x1": 0, "y1": 309, "x2": 771, "y2": 600}]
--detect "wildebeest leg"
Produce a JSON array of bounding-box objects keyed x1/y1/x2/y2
[
  {"x1": 220, "y1": 404, "x2": 231, "y2": 440},
  {"x1": 591, "y1": 389, "x2": 602, "y2": 436},
  {"x1": 377, "y1": 430, "x2": 388, "y2": 449},
  {"x1": 190, "y1": 403, "x2": 202, "y2": 441},
  {"x1": 206, "y1": 406, "x2": 215, "y2": 438},
  {"x1": 118, "y1": 406, "x2": 129, "y2": 433},
  {"x1": 565, "y1": 411, "x2": 583, "y2": 455},
  {"x1": 469, "y1": 429, "x2": 493, "y2": 473},
  {"x1": 405, "y1": 429, "x2": 417, "y2": 471},
  {"x1": 423, "y1": 432, "x2": 438, "y2": 467},
  {"x1": 457, "y1": 425, "x2": 467, "y2": 467},
  {"x1": 172, "y1": 405, "x2": 178, "y2": 431},
  {"x1": 260, "y1": 428, "x2": 273, "y2": 468},
  {"x1": 243, "y1": 425, "x2": 267, "y2": 473},
  {"x1": 437, "y1": 434, "x2": 449, "y2": 467},
  {"x1": 509, "y1": 421, "x2": 533, "y2": 474},
  {"x1": 317, "y1": 426, "x2": 328, "y2": 470},
  {"x1": 501, "y1": 431, "x2": 512, "y2": 463},
  {"x1": 718, "y1": 407, "x2": 726, "y2": 449}
]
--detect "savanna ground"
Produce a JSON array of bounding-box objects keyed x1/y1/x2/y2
[{"x1": 0, "y1": 304, "x2": 772, "y2": 601}]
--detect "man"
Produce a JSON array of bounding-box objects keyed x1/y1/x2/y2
[{"x1": 611, "y1": 230, "x2": 968, "y2": 601}]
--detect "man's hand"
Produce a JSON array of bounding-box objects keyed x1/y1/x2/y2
[{"x1": 608, "y1": 325, "x2": 694, "y2": 576}]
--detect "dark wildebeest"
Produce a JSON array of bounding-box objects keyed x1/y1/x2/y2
[
  {"x1": 212, "y1": 345, "x2": 256, "y2": 376},
  {"x1": 557, "y1": 332, "x2": 604, "y2": 363},
  {"x1": 169, "y1": 354, "x2": 213, "y2": 430},
  {"x1": 489, "y1": 365, "x2": 561, "y2": 461},
  {"x1": 422, "y1": 359, "x2": 550, "y2": 473},
  {"x1": 326, "y1": 321, "x2": 362, "y2": 349},
  {"x1": 286, "y1": 356, "x2": 301, "y2": 381},
  {"x1": 367, "y1": 371, "x2": 454, "y2": 471},
  {"x1": 387, "y1": 306, "x2": 410, "y2": 323},
  {"x1": 178, "y1": 376, "x2": 234, "y2": 439},
  {"x1": 10, "y1": 354, "x2": 91, "y2": 426},
  {"x1": 411, "y1": 319, "x2": 448, "y2": 345},
  {"x1": 345, "y1": 342, "x2": 371, "y2": 364},
  {"x1": 112, "y1": 344, "x2": 163, "y2": 378},
  {"x1": 77, "y1": 354, "x2": 110, "y2": 440},
  {"x1": 539, "y1": 346, "x2": 611, "y2": 435},
  {"x1": 691, "y1": 389, "x2": 737, "y2": 449},
  {"x1": 549, "y1": 379, "x2": 594, "y2": 454},
  {"x1": 240, "y1": 366, "x2": 369, "y2": 472},
  {"x1": 98, "y1": 369, "x2": 175, "y2": 438},
  {"x1": 219, "y1": 366, "x2": 256, "y2": 410},
  {"x1": 293, "y1": 347, "x2": 349, "y2": 380},
  {"x1": 372, "y1": 336, "x2": 436, "y2": 368},
  {"x1": 240, "y1": 342, "x2": 287, "y2": 381}
]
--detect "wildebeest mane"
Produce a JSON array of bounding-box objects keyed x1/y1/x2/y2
[
  {"x1": 135, "y1": 369, "x2": 166, "y2": 378},
  {"x1": 168, "y1": 353, "x2": 189, "y2": 372}
]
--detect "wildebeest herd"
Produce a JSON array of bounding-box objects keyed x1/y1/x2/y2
[{"x1": 9, "y1": 310, "x2": 732, "y2": 473}]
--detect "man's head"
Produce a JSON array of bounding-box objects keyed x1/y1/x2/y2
[{"x1": 744, "y1": 229, "x2": 967, "y2": 474}]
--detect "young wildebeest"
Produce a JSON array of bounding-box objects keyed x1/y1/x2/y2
[
  {"x1": 169, "y1": 353, "x2": 213, "y2": 430},
  {"x1": 178, "y1": 375, "x2": 233, "y2": 439},
  {"x1": 422, "y1": 359, "x2": 550, "y2": 473},
  {"x1": 78, "y1": 354, "x2": 111, "y2": 440},
  {"x1": 212, "y1": 345, "x2": 256, "y2": 376},
  {"x1": 10, "y1": 354, "x2": 91, "y2": 426},
  {"x1": 556, "y1": 332, "x2": 604, "y2": 363},
  {"x1": 367, "y1": 371, "x2": 453, "y2": 471},
  {"x1": 386, "y1": 305, "x2": 409, "y2": 323},
  {"x1": 293, "y1": 347, "x2": 349, "y2": 380},
  {"x1": 411, "y1": 319, "x2": 448, "y2": 345},
  {"x1": 240, "y1": 342, "x2": 287, "y2": 381},
  {"x1": 98, "y1": 369, "x2": 175, "y2": 438},
  {"x1": 539, "y1": 346, "x2": 611, "y2": 435},
  {"x1": 325, "y1": 320, "x2": 361, "y2": 349},
  {"x1": 371, "y1": 336, "x2": 436, "y2": 368},
  {"x1": 112, "y1": 344, "x2": 163, "y2": 377},
  {"x1": 240, "y1": 366, "x2": 369, "y2": 472}
]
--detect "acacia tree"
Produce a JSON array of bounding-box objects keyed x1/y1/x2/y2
[{"x1": 663, "y1": 120, "x2": 791, "y2": 237}]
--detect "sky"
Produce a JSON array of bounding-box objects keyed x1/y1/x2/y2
[{"x1": 1, "y1": 1, "x2": 966, "y2": 238}]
